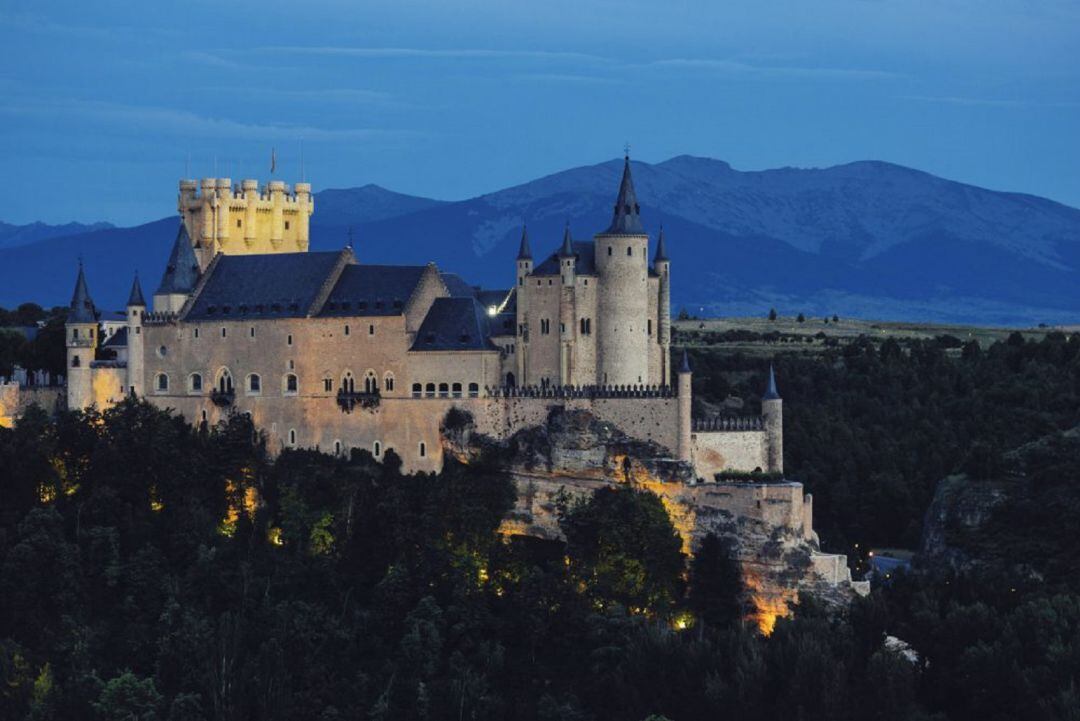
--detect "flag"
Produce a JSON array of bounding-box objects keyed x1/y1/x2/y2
[{"x1": 270, "y1": 147, "x2": 276, "y2": 174}]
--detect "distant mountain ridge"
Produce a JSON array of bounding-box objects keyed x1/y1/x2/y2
[
  {"x1": 2, "y1": 159, "x2": 1078, "y2": 325},
  {"x1": 0, "y1": 220, "x2": 113, "y2": 250}
]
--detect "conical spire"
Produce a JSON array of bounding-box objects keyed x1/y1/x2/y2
[
  {"x1": 127, "y1": 273, "x2": 146, "y2": 307},
  {"x1": 654, "y1": 225, "x2": 669, "y2": 262},
  {"x1": 517, "y1": 224, "x2": 532, "y2": 260},
  {"x1": 763, "y1": 364, "x2": 781, "y2": 400},
  {"x1": 69, "y1": 261, "x2": 97, "y2": 323},
  {"x1": 679, "y1": 349, "x2": 692, "y2": 374},
  {"x1": 156, "y1": 222, "x2": 201, "y2": 295},
  {"x1": 604, "y1": 154, "x2": 645, "y2": 235},
  {"x1": 559, "y1": 221, "x2": 575, "y2": 257}
]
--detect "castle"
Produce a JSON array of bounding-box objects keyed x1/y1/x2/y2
[{"x1": 64, "y1": 156, "x2": 782, "y2": 480}]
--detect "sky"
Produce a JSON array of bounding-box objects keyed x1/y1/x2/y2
[{"x1": 1, "y1": 0, "x2": 1078, "y2": 226}]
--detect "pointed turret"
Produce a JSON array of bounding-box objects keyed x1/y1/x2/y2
[
  {"x1": 604, "y1": 155, "x2": 645, "y2": 235},
  {"x1": 762, "y1": 364, "x2": 781, "y2": 400},
  {"x1": 127, "y1": 273, "x2": 146, "y2": 307},
  {"x1": 156, "y1": 222, "x2": 201, "y2": 296},
  {"x1": 559, "y1": 222, "x2": 575, "y2": 257},
  {"x1": 679, "y1": 349, "x2": 692, "y2": 374},
  {"x1": 516, "y1": 225, "x2": 532, "y2": 260},
  {"x1": 654, "y1": 225, "x2": 669, "y2": 262},
  {"x1": 69, "y1": 262, "x2": 97, "y2": 323}
]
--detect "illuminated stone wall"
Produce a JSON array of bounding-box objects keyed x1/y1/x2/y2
[{"x1": 691, "y1": 430, "x2": 770, "y2": 479}]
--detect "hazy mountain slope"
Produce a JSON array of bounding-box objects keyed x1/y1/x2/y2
[
  {"x1": 4, "y1": 158, "x2": 1079, "y2": 324},
  {"x1": 0, "y1": 220, "x2": 114, "y2": 250}
]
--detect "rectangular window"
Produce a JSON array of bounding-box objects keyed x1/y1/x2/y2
[
  {"x1": 648, "y1": 319, "x2": 652, "y2": 336},
  {"x1": 221, "y1": 327, "x2": 227, "y2": 338},
  {"x1": 250, "y1": 327, "x2": 255, "y2": 338},
  {"x1": 344, "y1": 325, "x2": 350, "y2": 336},
  {"x1": 323, "y1": 378, "x2": 332, "y2": 392},
  {"x1": 284, "y1": 221, "x2": 290, "y2": 230},
  {"x1": 194, "y1": 327, "x2": 199, "y2": 339},
  {"x1": 287, "y1": 334, "x2": 293, "y2": 346},
  {"x1": 368, "y1": 324, "x2": 374, "y2": 335}
]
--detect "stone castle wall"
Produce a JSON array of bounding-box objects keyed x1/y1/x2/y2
[
  {"x1": 692, "y1": 430, "x2": 770, "y2": 478},
  {"x1": 0, "y1": 384, "x2": 65, "y2": 428}
]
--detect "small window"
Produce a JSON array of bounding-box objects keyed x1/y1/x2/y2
[
  {"x1": 608, "y1": 246, "x2": 612, "y2": 256},
  {"x1": 194, "y1": 327, "x2": 200, "y2": 339},
  {"x1": 412, "y1": 382, "x2": 422, "y2": 398},
  {"x1": 284, "y1": 221, "x2": 290, "y2": 230},
  {"x1": 72, "y1": 328, "x2": 79, "y2": 339},
  {"x1": 648, "y1": 319, "x2": 652, "y2": 336},
  {"x1": 451, "y1": 382, "x2": 462, "y2": 398},
  {"x1": 368, "y1": 324, "x2": 374, "y2": 336},
  {"x1": 334, "y1": 440, "x2": 342, "y2": 456},
  {"x1": 627, "y1": 246, "x2": 632, "y2": 256},
  {"x1": 250, "y1": 327, "x2": 255, "y2": 338},
  {"x1": 155, "y1": 373, "x2": 169, "y2": 392},
  {"x1": 287, "y1": 334, "x2": 293, "y2": 346},
  {"x1": 284, "y1": 374, "x2": 298, "y2": 394},
  {"x1": 157, "y1": 345, "x2": 167, "y2": 358},
  {"x1": 344, "y1": 325, "x2": 350, "y2": 336},
  {"x1": 468, "y1": 382, "x2": 479, "y2": 398},
  {"x1": 189, "y1": 373, "x2": 203, "y2": 392},
  {"x1": 425, "y1": 383, "x2": 435, "y2": 398},
  {"x1": 201, "y1": 410, "x2": 207, "y2": 422},
  {"x1": 438, "y1": 382, "x2": 449, "y2": 398},
  {"x1": 288, "y1": 429, "x2": 296, "y2": 446},
  {"x1": 248, "y1": 374, "x2": 261, "y2": 394},
  {"x1": 373, "y1": 441, "x2": 381, "y2": 458},
  {"x1": 236, "y1": 219, "x2": 242, "y2": 228},
  {"x1": 221, "y1": 327, "x2": 227, "y2": 338},
  {"x1": 419, "y1": 442, "x2": 426, "y2": 458},
  {"x1": 71, "y1": 355, "x2": 80, "y2": 368},
  {"x1": 323, "y1": 377, "x2": 333, "y2": 392},
  {"x1": 384, "y1": 373, "x2": 395, "y2": 392}
]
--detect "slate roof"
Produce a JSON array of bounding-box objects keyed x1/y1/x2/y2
[
  {"x1": 319, "y1": 264, "x2": 428, "y2": 316},
  {"x1": 157, "y1": 223, "x2": 201, "y2": 295},
  {"x1": 184, "y1": 251, "x2": 344, "y2": 320},
  {"x1": 411, "y1": 297, "x2": 498, "y2": 352},
  {"x1": 654, "y1": 226, "x2": 669, "y2": 262},
  {"x1": 763, "y1": 365, "x2": 781, "y2": 400},
  {"x1": 603, "y1": 155, "x2": 646, "y2": 235},
  {"x1": 439, "y1": 272, "x2": 477, "y2": 298},
  {"x1": 127, "y1": 275, "x2": 147, "y2": 307},
  {"x1": 69, "y1": 263, "x2": 97, "y2": 323},
  {"x1": 103, "y1": 326, "x2": 128, "y2": 348},
  {"x1": 517, "y1": 225, "x2": 532, "y2": 260},
  {"x1": 533, "y1": 241, "x2": 597, "y2": 276}
]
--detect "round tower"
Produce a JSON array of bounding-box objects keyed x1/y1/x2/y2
[
  {"x1": 558, "y1": 223, "x2": 577, "y2": 385},
  {"x1": 762, "y1": 364, "x2": 784, "y2": 474},
  {"x1": 515, "y1": 225, "x2": 532, "y2": 385},
  {"x1": 268, "y1": 180, "x2": 286, "y2": 248},
  {"x1": 654, "y1": 226, "x2": 671, "y2": 385},
  {"x1": 677, "y1": 350, "x2": 693, "y2": 464},
  {"x1": 125, "y1": 274, "x2": 146, "y2": 397},
  {"x1": 595, "y1": 155, "x2": 650, "y2": 386},
  {"x1": 65, "y1": 263, "x2": 98, "y2": 411},
  {"x1": 241, "y1": 179, "x2": 259, "y2": 247}
]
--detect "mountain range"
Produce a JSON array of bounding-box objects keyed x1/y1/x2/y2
[{"x1": 2, "y1": 156, "x2": 1078, "y2": 325}]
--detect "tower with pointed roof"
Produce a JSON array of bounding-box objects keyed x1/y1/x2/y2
[
  {"x1": 594, "y1": 154, "x2": 651, "y2": 386},
  {"x1": 66, "y1": 262, "x2": 98, "y2": 410},
  {"x1": 126, "y1": 273, "x2": 146, "y2": 396},
  {"x1": 677, "y1": 350, "x2": 693, "y2": 462},
  {"x1": 762, "y1": 364, "x2": 783, "y2": 473},
  {"x1": 154, "y1": 222, "x2": 202, "y2": 313},
  {"x1": 654, "y1": 226, "x2": 672, "y2": 384}
]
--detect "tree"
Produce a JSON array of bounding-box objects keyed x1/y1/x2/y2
[
  {"x1": 796, "y1": 313, "x2": 805, "y2": 323},
  {"x1": 687, "y1": 533, "x2": 742, "y2": 627},
  {"x1": 768, "y1": 308, "x2": 778, "y2": 322},
  {"x1": 92, "y1": 671, "x2": 162, "y2": 721}
]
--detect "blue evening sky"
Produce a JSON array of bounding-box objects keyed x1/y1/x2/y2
[{"x1": 1, "y1": 0, "x2": 1077, "y2": 225}]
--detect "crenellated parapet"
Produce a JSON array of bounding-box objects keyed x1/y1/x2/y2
[{"x1": 486, "y1": 383, "x2": 676, "y2": 399}]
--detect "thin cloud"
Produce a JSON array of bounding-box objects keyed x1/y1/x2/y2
[
  {"x1": 647, "y1": 57, "x2": 902, "y2": 80},
  {"x1": 247, "y1": 45, "x2": 611, "y2": 64},
  {"x1": 902, "y1": 95, "x2": 1080, "y2": 108},
  {"x1": 0, "y1": 98, "x2": 422, "y2": 142},
  {"x1": 513, "y1": 73, "x2": 625, "y2": 85}
]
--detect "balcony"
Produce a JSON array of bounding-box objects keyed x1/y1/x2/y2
[
  {"x1": 337, "y1": 388, "x2": 379, "y2": 413},
  {"x1": 210, "y1": 388, "x2": 236, "y2": 407}
]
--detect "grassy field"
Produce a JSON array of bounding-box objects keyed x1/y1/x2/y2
[{"x1": 674, "y1": 314, "x2": 1056, "y2": 355}]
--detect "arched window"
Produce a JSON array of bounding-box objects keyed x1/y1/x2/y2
[
  {"x1": 425, "y1": 383, "x2": 435, "y2": 398},
  {"x1": 247, "y1": 374, "x2": 261, "y2": 395},
  {"x1": 284, "y1": 374, "x2": 298, "y2": 395},
  {"x1": 341, "y1": 371, "x2": 355, "y2": 394},
  {"x1": 189, "y1": 373, "x2": 203, "y2": 393},
  {"x1": 217, "y1": 369, "x2": 234, "y2": 393},
  {"x1": 373, "y1": 441, "x2": 381, "y2": 458},
  {"x1": 333, "y1": 440, "x2": 342, "y2": 456},
  {"x1": 468, "y1": 382, "x2": 479, "y2": 398},
  {"x1": 438, "y1": 382, "x2": 449, "y2": 398},
  {"x1": 505, "y1": 372, "x2": 516, "y2": 388},
  {"x1": 71, "y1": 355, "x2": 80, "y2": 368},
  {"x1": 451, "y1": 382, "x2": 462, "y2": 398},
  {"x1": 412, "y1": 382, "x2": 422, "y2": 398},
  {"x1": 627, "y1": 245, "x2": 632, "y2": 256},
  {"x1": 364, "y1": 370, "x2": 377, "y2": 394},
  {"x1": 322, "y1": 375, "x2": 333, "y2": 393},
  {"x1": 384, "y1": 372, "x2": 395, "y2": 392},
  {"x1": 155, "y1": 373, "x2": 169, "y2": 392}
]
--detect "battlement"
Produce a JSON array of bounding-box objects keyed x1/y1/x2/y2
[
  {"x1": 178, "y1": 177, "x2": 314, "y2": 267},
  {"x1": 693, "y1": 415, "x2": 766, "y2": 432},
  {"x1": 485, "y1": 383, "x2": 677, "y2": 399},
  {"x1": 143, "y1": 311, "x2": 179, "y2": 326}
]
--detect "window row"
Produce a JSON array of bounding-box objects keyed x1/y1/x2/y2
[
  {"x1": 188, "y1": 325, "x2": 377, "y2": 341},
  {"x1": 153, "y1": 369, "x2": 396, "y2": 395},
  {"x1": 410, "y1": 382, "x2": 480, "y2": 399}
]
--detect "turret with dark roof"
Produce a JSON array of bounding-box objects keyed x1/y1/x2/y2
[
  {"x1": 762, "y1": 364, "x2": 781, "y2": 400},
  {"x1": 156, "y1": 222, "x2": 201, "y2": 296},
  {"x1": 127, "y1": 273, "x2": 146, "y2": 307},
  {"x1": 517, "y1": 225, "x2": 532, "y2": 260},
  {"x1": 603, "y1": 155, "x2": 645, "y2": 235},
  {"x1": 654, "y1": 225, "x2": 669, "y2": 263},
  {"x1": 69, "y1": 262, "x2": 97, "y2": 323},
  {"x1": 679, "y1": 349, "x2": 692, "y2": 374},
  {"x1": 559, "y1": 222, "x2": 575, "y2": 257}
]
